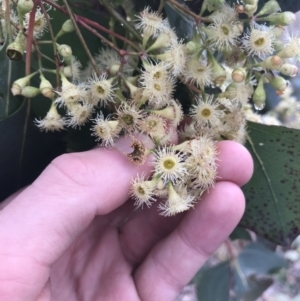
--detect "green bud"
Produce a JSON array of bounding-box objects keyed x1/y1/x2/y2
[
  {"x1": 231, "y1": 68, "x2": 247, "y2": 83},
  {"x1": 268, "y1": 75, "x2": 287, "y2": 93},
  {"x1": 55, "y1": 20, "x2": 75, "y2": 40},
  {"x1": 207, "y1": 52, "x2": 226, "y2": 87},
  {"x1": 185, "y1": 41, "x2": 199, "y2": 55},
  {"x1": 207, "y1": 0, "x2": 224, "y2": 12},
  {"x1": 17, "y1": 0, "x2": 34, "y2": 27},
  {"x1": 62, "y1": 19, "x2": 75, "y2": 33},
  {"x1": 6, "y1": 31, "x2": 24, "y2": 61},
  {"x1": 279, "y1": 64, "x2": 298, "y2": 77},
  {"x1": 264, "y1": 12, "x2": 296, "y2": 25},
  {"x1": 243, "y1": 0, "x2": 258, "y2": 5},
  {"x1": 271, "y1": 26, "x2": 285, "y2": 39},
  {"x1": 253, "y1": 76, "x2": 266, "y2": 110},
  {"x1": 244, "y1": 4, "x2": 258, "y2": 17},
  {"x1": 273, "y1": 40, "x2": 285, "y2": 52},
  {"x1": 257, "y1": 55, "x2": 283, "y2": 70},
  {"x1": 256, "y1": 0, "x2": 280, "y2": 17},
  {"x1": 39, "y1": 74, "x2": 54, "y2": 99},
  {"x1": 21, "y1": 86, "x2": 41, "y2": 98},
  {"x1": 11, "y1": 72, "x2": 38, "y2": 95},
  {"x1": 57, "y1": 44, "x2": 72, "y2": 57}
]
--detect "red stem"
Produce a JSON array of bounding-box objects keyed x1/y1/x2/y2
[{"x1": 25, "y1": 1, "x2": 38, "y2": 75}]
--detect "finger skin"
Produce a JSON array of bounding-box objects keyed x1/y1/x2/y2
[
  {"x1": 0, "y1": 139, "x2": 153, "y2": 301},
  {"x1": 217, "y1": 140, "x2": 253, "y2": 187},
  {"x1": 135, "y1": 181, "x2": 246, "y2": 301}
]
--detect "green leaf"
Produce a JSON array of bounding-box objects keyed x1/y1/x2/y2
[
  {"x1": 237, "y1": 243, "x2": 285, "y2": 276},
  {"x1": 0, "y1": 39, "x2": 25, "y2": 120},
  {"x1": 230, "y1": 226, "x2": 251, "y2": 241},
  {"x1": 241, "y1": 121, "x2": 300, "y2": 246},
  {"x1": 194, "y1": 242, "x2": 283, "y2": 301},
  {"x1": 196, "y1": 262, "x2": 231, "y2": 301}
]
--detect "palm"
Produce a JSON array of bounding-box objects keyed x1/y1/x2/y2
[{"x1": 50, "y1": 204, "x2": 182, "y2": 300}]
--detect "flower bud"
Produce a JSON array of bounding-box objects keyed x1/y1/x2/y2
[
  {"x1": 257, "y1": 55, "x2": 283, "y2": 70},
  {"x1": 253, "y1": 76, "x2": 266, "y2": 110},
  {"x1": 109, "y1": 63, "x2": 121, "y2": 76},
  {"x1": 256, "y1": 0, "x2": 281, "y2": 17},
  {"x1": 206, "y1": 0, "x2": 225, "y2": 12},
  {"x1": 243, "y1": 0, "x2": 258, "y2": 4},
  {"x1": 231, "y1": 68, "x2": 247, "y2": 83},
  {"x1": 6, "y1": 31, "x2": 24, "y2": 61},
  {"x1": 207, "y1": 52, "x2": 226, "y2": 87},
  {"x1": 264, "y1": 12, "x2": 296, "y2": 25},
  {"x1": 185, "y1": 41, "x2": 199, "y2": 55},
  {"x1": 55, "y1": 20, "x2": 75, "y2": 40},
  {"x1": 244, "y1": 4, "x2": 258, "y2": 17},
  {"x1": 269, "y1": 75, "x2": 287, "y2": 92},
  {"x1": 57, "y1": 44, "x2": 72, "y2": 57},
  {"x1": 270, "y1": 26, "x2": 284, "y2": 39},
  {"x1": 11, "y1": 72, "x2": 37, "y2": 95},
  {"x1": 62, "y1": 19, "x2": 75, "y2": 33},
  {"x1": 273, "y1": 40, "x2": 285, "y2": 52},
  {"x1": 279, "y1": 64, "x2": 298, "y2": 77},
  {"x1": 17, "y1": 0, "x2": 34, "y2": 26},
  {"x1": 39, "y1": 74, "x2": 54, "y2": 98},
  {"x1": 21, "y1": 86, "x2": 41, "y2": 98}
]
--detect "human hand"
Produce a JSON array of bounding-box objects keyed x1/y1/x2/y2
[{"x1": 0, "y1": 137, "x2": 253, "y2": 301}]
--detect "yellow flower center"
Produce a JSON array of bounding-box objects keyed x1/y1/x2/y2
[
  {"x1": 122, "y1": 114, "x2": 134, "y2": 125},
  {"x1": 153, "y1": 71, "x2": 162, "y2": 79},
  {"x1": 163, "y1": 158, "x2": 176, "y2": 170},
  {"x1": 221, "y1": 26, "x2": 230, "y2": 36},
  {"x1": 255, "y1": 37, "x2": 265, "y2": 47},
  {"x1": 97, "y1": 85, "x2": 105, "y2": 94},
  {"x1": 154, "y1": 83, "x2": 161, "y2": 91},
  {"x1": 138, "y1": 186, "x2": 145, "y2": 195},
  {"x1": 201, "y1": 108, "x2": 211, "y2": 118}
]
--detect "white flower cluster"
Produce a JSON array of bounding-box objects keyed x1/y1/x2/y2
[{"x1": 7, "y1": 1, "x2": 300, "y2": 216}]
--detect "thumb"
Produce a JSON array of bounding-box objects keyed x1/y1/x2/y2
[{"x1": 0, "y1": 134, "x2": 154, "y2": 301}]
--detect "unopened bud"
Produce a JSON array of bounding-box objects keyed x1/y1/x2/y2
[
  {"x1": 11, "y1": 72, "x2": 38, "y2": 95},
  {"x1": 207, "y1": 0, "x2": 225, "y2": 12},
  {"x1": 269, "y1": 75, "x2": 287, "y2": 92},
  {"x1": 270, "y1": 26, "x2": 284, "y2": 39},
  {"x1": 39, "y1": 74, "x2": 54, "y2": 98},
  {"x1": 17, "y1": 0, "x2": 34, "y2": 26},
  {"x1": 258, "y1": 55, "x2": 283, "y2": 70},
  {"x1": 256, "y1": 0, "x2": 280, "y2": 17},
  {"x1": 207, "y1": 52, "x2": 226, "y2": 87},
  {"x1": 273, "y1": 40, "x2": 285, "y2": 52},
  {"x1": 21, "y1": 86, "x2": 41, "y2": 98},
  {"x1": 244, "y1": 4, "x2": 258, "y2": 16},
  {"x1": 62, "y1": 19, "x2": 75, "y2": 33},
  {"x1": 185, "y1": 41, "x2": 199, "y2": 55},
  {"x1": 264, "y1": 12, "x2": 296, "y2": 25},
  {"x1": 279, "y1": 64, "x2": 298, "y2": 77},
  {"x1": 57, "y1": 44, "x2": 72, "y2": 57},
  {"x1": 253, "y1": 76, "x2": 266, "y2": 110},
  {"x1": 231, "y1": 68, "x2": 247, "y2": 83},
  {"x1": 55, "y1": 20, "x2": 75, "y2": 40},
  {"x1": 109, "y1": 63, "x2": 121, "y2": 76}
]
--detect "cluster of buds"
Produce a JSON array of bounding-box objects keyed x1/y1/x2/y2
[{"x1": 6, "y1": 1, "x2": 300, "y2": 216}]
